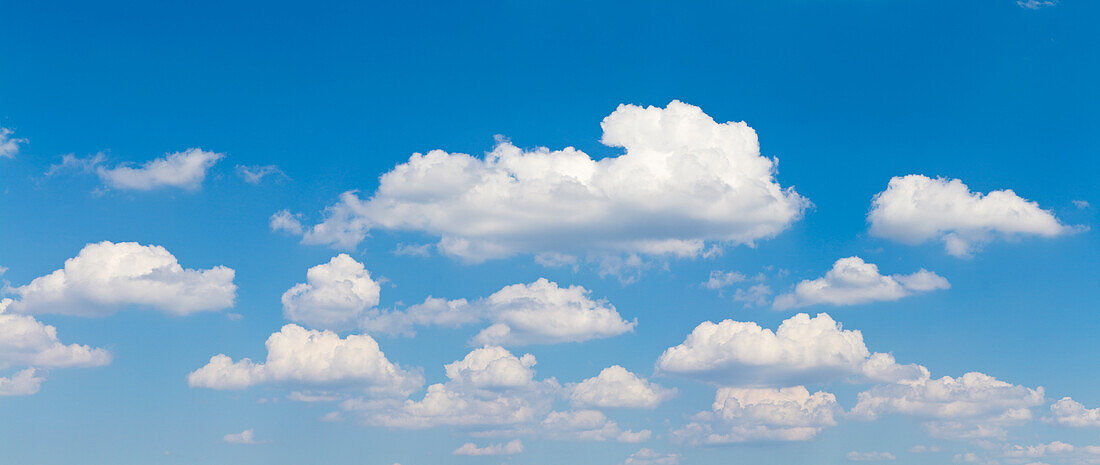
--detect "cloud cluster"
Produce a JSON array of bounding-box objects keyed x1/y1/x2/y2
[
  {"x1": 363, "y1": 278, "x2": 636, "y2": 346},
  {"x1": 5, "y1": 241, "x2": 236, "y2": 317},
  {"x1": 281, "y1": 254, "x2": 381, "y2": 329},
  {"x1": 656, "y1": 313, "x2": 925, "y2": 387},
  {"x1": 188, "y1": 324, "x2": 422, "y2": 395},
  {"x1": 569, "y1": 365, "x2": 676, "y2": 409},
  {"x1": 868, "y1": 175, "x2": 1069, "y2": 257},
  {"x1": 673, "y1": 386, "x2": 840, "y2": 444},
  {"x1": 773, "y1": 256, "x2": 949, "y2": 310},
  {"x1": 292, "y1": 101, "x2": 808, "y2": 263},
  {"x1": 96, "y1": 148, "x2": 224, "y2": 191}
]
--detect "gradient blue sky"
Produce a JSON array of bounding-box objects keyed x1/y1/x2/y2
[{"x1": 2, "y1": 1, "x2": 1099, "y2": 464}]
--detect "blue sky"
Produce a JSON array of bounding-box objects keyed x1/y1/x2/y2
[{"x1": 1, "y1": 1, "x2": 1099, "y2": 464}]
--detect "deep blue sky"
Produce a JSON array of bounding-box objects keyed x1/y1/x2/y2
[{"x1": 1, "y1": 1, "x2": 1098, "y2": 464}]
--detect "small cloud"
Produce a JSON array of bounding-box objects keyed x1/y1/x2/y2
[
  {"x1": 733, "y1": 283, "x2": 772, "y2": 307},
  {"x1": 452, "y1": 439, "x2": 523, "y2": 456},
  {"x1": 225, "y1": 313, "x2": 243, "y2": 321},
  {"x1": 46, "y1": 153, "x2": 107, "y2": 176},
  {"x1": 1018, "y1": 0, "x2": 1057, "y2": 9},
  {"x1": 1073, "y1": 200, "x2": 1090, "y2": 209},
  {"x1": 394, "y1": 243, "x2": 433, "y2": 257},
  {"x1": 702, "y1": 270, "x2": 746, "y2": 291},
  {"x1": 848, "y1": 451, "x2": 897, "y2": 461},
  {"x1": 223, "y1": 429, "x2": 266, "y2": 445},
  {"x1": 236, "y1": 164, "x2": 287, "y2": 184},
  {"x1": 0, "y1": 127, "x2": 27, "y2": 159},
  {"x1": 270, "y1": 210, "x2": 305, "y2": 236}
]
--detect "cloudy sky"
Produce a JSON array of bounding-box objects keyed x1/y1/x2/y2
[{"x1": 2, "y1": 1, "x2": 1098, "y2": 465}]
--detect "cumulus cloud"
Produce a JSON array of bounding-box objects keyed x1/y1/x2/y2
[
  {"x1": 0, "y1": 127, "x2": 26, "y2": 159},
  {"x1": 537, "y1": 409, "x2": 647, "y2": 442},
  {"x1": 773, "y1": 257, "x2": 949, "y2": 310},
  {"x1": 281, "y1": 254, "x2": 381, "y2": 329},
  {"x1": 1049, "y1": 397, "x2": 1100, "y2": 428},
  {"x1": 4, "y1": 241, "x2": 236, "y2": 317},
  {"x1": 852, "y1": 371, "x2": 1044, "y2": 440},
  {"x1": 96, "y1": 148, "x2": 224, "y2": 191},
  {"x1": 452, "y1": 439, "x2": 523, "y2": 456},
  {"x1": 444, "y1": 346, "x2": 537, "y2": 388},
  {"x1": 0, "y1": 368, "x2": 46, "y2": 396},
  {"x1": 569, "y1": 365, "x2": 676, "y2": 409},
  {"x1": 847, "y1": 451, "x2": 896, "y2": 461},
  {"x1": 188, "y1": 324, "x2": 421, "y2": 395},
  {"x1": 1018, "y1": 0, "x2": 1057, "y2": 9},
  {"x1": 656, "y1": 313, "x2": 926, "y2": 387},
  {"x1": 0, "y1": 303, "x2": 112, "y2": 369},
  {"x1": 293, "y1": 101, "x2": 808, "y2": 263},
  {"x1": 270, "y1": 210, "x2": 305, "y2": 235},
  {"x1": 702, "y1": 270, "x2": 747, "y2": 290},
  {"x1": 223, "y1": 429, "x2": 265, "y2": 444},
  {"x1": 362, "y1": 278, "x2": 635, "y2": 346},
  {"x1": 623, "y1": 448, "x2": 681, "y2": 465},
  {"x1": 673, "y1": 386, "x2": 840, "y2": 444},
  {"x1": 868, "y1": 175, "x2": 1070, "y2": 257},
  {"x1": 235, "y1": 164, "x2": 285, "y2": 184},
  {"x1": 345, "y1": 346, "x2": 557, "y2": 429},
  {"x1": 1003, "y1": 441, "x2": 1074, "y2": 458}
]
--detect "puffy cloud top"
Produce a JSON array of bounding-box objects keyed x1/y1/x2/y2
[
  {"x1": 297, "y1": 101, "x2": 808, "y2": 261},
  {"x1": 188, "y1": 324, "x2": 421, "y2": 395},
  {"x1": 868, "y1": 175, "x2": 1069, "y2": 257},
  {"x1": 0, "y1": 368, "x2": 45, "y2": 396},
  {"x1": 0, "y1": 304, "x2": 112, "y2": 369},
  {"x1": 281, "y1": 254, "x2": 381, "y2": 329},
  {"x1": 1049, "y1": 397, "x2": 1100, "y2": 428},
  {"x1": 673, "y1": 386, "x2": 840, "y2": 444},
  {"x1": 570, "y1": 365, "x2": 676, "y2": 409},
  {"x1": 851, "y1": 372, "x2": 1044, "y2": 420},
  {"x1": 452, "y1": 439, "x2": 523, "y2": 456},
  {"x1": 656, "y1": 313, "x2": 922, "y2": 386},
  {"x1": 97, "y1": 148, "x2": 224, "y2": 191},
  {"x1": 362, "y1": 278, "x2": 635, "y2": 347},
  {"x1": 6, "y1": 241, "x2": 236, "y2": 317},
  {"x1": 773, "y1": 257, "x2": 949, "y2": 310},
  {"x1": 444, "y1": 346, "x2": 537, "y2": 388},
  {"x1": 471, "y1": 279, "x2": 636, "y2": 346}
]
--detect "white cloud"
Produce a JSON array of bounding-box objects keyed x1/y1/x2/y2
[
  {"x1": 673, "y1": 386, "x2": 840, "y2": 444},
  {"x1": 0, "y1": 368, "x2": 46, "y2": 396},
  {"x1": 235, "y1": 164, "x2": 285, "y2": 184},
  {"x1": 5, "y1": 241, "x2": 236, "y2": 317},
  {"x1": 223, "y1": 429, "x2": 265, "y2": 444},
  {"x1": 1049, "y1": 397, "x2": 1100, "y2": 428},
  {"x1": 623, "y1": 448, "x2": 681, "y2": 465},
  {"x1": 847, "y1": 451, "x2": 897, "y2": 461},
  {"x1": 852, "y1": 372, "x2": 1044, "y2": 420},
  {"x1": 270, "y1": 210, "x2": 305, "y2": 235},
  {"x1": 188, "y1": 324, "x2": 421, "y2": 395},
  {"x1": 1018, "y1": 0, "x2": 1057, "y2": 9},
  {"x1": 281, "y1": 254, "x2": 381, "y2": 329},
  {"x1": 97, "y1": 148, "x2": 223, "y2": 191},
  {"x1": 444, "y1": 346, "x2": 537, "y2": 388},
  {"x1": 702, "y1": 270, "x2": 747, "y2": 290},
  {"x1": 538, "y1": 409, "x2": 631, "y2": 442},
  {"x1": 733, "y1": 283, "x2": 772, "y2": 307},
  {"x1": 656, "y1": 313, "x2": 926, "y2": 387},
  {"x1": 345, "y1": 346, "x2": 557, "y2": 429},
  {"x1": 0, "y1": 127, "x2": 26, "y2": 159},
  {"x1": 868, "y1": 175, "x2": 1070, "y2": 257},
  {"x1": 616, "y1": 429, "x2": 653, "y2": 443},
  {"x1": 295, "y1": 101, "x2": 809, "y2": 263},
  {"x1": 773, "y1": 257, "x2": 949, "y2": 310},
  {"x1": 1073, "y1": 200, "x2": 1090, "y2": 209},
  {"x1": 362, "y1": 278, "x2": 635, "y2": 346},
  {"x1": 1003, "y1": 441, "x2": 1074, "y2": 458},
  {"x1": 452, "y1": 439, "x2": 523, "y2": 456},
  {"x1": 569, "y1": 365, "x2": 676, "y2": 409},
  {"x1": 0, "y1": 300, "x2": 112, "y2": 370}
]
